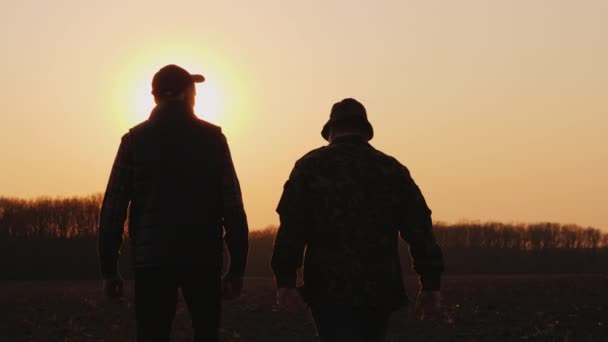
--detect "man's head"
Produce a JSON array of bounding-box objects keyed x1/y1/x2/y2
[
  {"x1": 151, "y1": 64, "x2": 205, "y2": 107},
  {"x1": 322, "y1": 98, "x2": 374, "y2": 142}
]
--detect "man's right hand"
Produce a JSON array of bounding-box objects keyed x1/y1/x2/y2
[
  {"x1": 102, "y1": 276, "x2": 124, "y2": 300},
  {"x1": 414, "y1": 290, "x2": 441, "y2": 320},
  {"x1": 222, "y1": 275, "x2": 243, "y2": 300},
  {"x1": 276, "y1": 288, "x2": 306, "y2": 313}
]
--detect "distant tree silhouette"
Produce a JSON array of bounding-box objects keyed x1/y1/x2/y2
[
  {"x1": 0, "y1": 195, "x2": 102, "y2": 239},
  {"x1": 0, "y1": 195, "x2": 607, "y2": 280},
  {"x1": 430, "y1": 221, "x2": 606, "y2": 250},
  {"x1": 0, "y1": 196, "x2": 606, "y2": 249}
]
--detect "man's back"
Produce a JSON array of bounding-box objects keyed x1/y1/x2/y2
[
  {"x1": 272, "y1": 98, "x2": 443, "y2": 342},
  {"x1": 273, "y1": 135, "x2": 436, "y2": 309},
  {"x1": 128, "y1": 101, "x2": 225, "y2": 266}
]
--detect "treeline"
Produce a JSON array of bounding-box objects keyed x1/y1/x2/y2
[
  {"x1": 1, "y1": 195, "x2": 606, "y2": 250},
  {"x1": 0, "y1": 195, "x2": 102, "y2": 239},
  {"x1": 433, "y1": 222, "x2": 608, "y2": 250},
  {"x1": 1, "y1": 195, "x2": 608, "y2": 280}
]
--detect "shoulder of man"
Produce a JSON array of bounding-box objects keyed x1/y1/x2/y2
[
  {"x1": 127, "y1": 120, "x2": 151, "y2": 136},
  {"x1": 277, "y1": 147, "x2": 327, "y2": 214},
  {"x1": 193, "y1": 117, "x2": 223, "y2": 134},
  {"x1": 367, "y1": 146, "x2": 412, "y2": 176},
  {"x1": 292, "y1": 146, "x2": 329, "y2": 174},
  {"x1": 127, "y1": 117, "x2": 223, "y2": 135}
]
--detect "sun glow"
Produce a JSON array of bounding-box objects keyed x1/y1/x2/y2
[
  {"x1": 108, "y1": 43, "x2": 251, "y2": 136},
  {"x1": 132, "y1": 74, "x2": 224, "y2": 125}
]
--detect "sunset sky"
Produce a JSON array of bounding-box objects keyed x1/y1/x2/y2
[{"x1": 1, "y1": 0, "x2": 606, "y2": 231}]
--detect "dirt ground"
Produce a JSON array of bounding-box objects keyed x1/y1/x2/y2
[{"x1": 1, "y1": 275, "x2": 607, "y2": 341}]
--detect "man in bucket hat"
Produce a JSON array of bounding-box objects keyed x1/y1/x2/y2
[
  {"x1": 98, "y1": 64, "x2": 249, "y2": 341},
  {"x1": 271, "y1": 98, "x2": 444, "y2": 342}
]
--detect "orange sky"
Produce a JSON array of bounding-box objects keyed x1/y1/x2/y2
[{"x1": 1, "y1": 1, "x2": 607, "y2": 231}]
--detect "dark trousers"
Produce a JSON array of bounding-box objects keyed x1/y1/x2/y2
[
  {"x1": 310, "y1": 305, "x2": 392, "y2": 342},
  {"x1": 134, "y1": 265, "x2": 222, "y2": 342}
]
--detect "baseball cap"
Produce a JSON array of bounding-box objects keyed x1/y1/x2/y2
[{"x1": 151, "y1": 64, "x2": 205, "y2": 97}]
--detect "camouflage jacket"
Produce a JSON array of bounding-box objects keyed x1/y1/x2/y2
[{"x1": 271, "y1": 135, "x2": 444, "y2": 309}]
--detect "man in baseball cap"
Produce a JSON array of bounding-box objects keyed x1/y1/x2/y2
[
  {"x1": 99, "y1": 64, "x2": 249, "y2": 341},
  {"x1": 151, "y1": 64, "x2": 205, "y2": 99}
]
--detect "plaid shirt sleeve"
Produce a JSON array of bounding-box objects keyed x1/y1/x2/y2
[
  {"x1": 271, "y1": 163, "x2": 310, "y2": 288},
  {"x1": 98, "y1": 133, "x2": 133, "y2": 279},
  {"x1": 397, "y1": 165, "x2": 444, "y2": 291},
  {"x1": 218, "y1": 133, "x2": 249, "y2": 279}
]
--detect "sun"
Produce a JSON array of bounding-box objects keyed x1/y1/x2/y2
[
  {"x1": 194, "y1": 80, "x2": 223, "y2": 124},
  {"x1": 108, "y1": 44, "x2": 253, "y2": 137},
  {"x1": 132, "y1": 72, "x2": 224, "y2": 125}
]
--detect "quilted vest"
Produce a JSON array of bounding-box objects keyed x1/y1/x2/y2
[{"x1": 127, "y1": 101, "x2": 224, "y2": 268}]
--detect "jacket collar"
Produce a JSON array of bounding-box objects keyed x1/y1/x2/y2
[
  {"x1": 329, "y1": 134, "x2": 369, "y2": 146},
  {"x1": 149, "y1": 100, "x2": 196, "y2": 121}
]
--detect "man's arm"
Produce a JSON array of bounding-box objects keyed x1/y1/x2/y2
[
  {"x1": 397, "y1": 165, "x2": 444, "y2": 291},
  {"x1": 271, "y1": 166, "x2": 309, "y2": 289},
  {"x1": 98, "y1": 133, "x2": 133, "y2": 280},
  {"x1": 218, "y1": 133, "x2": 249, "y2": 283}
]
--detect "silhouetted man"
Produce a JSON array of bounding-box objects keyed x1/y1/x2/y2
[
  {"x1": 98, "y1": 64, "x2": 249, "y2": 342},
  {"x1": 271, "y1": 98, "x2": 444, "y2": 342}
]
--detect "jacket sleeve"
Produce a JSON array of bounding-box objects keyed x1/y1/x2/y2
[
  {"x1": 98, "y1": 133, "x2": 134, "y2": 279},
  {"x1": 218, "y1": 133, "x2": 249, "y2": 280},
  {"x1": 271, "y1": 163, "x2": 310, "y2": 288},
  {"x1": 396, "y1": 165, "x2": 444, "y2": 291}
]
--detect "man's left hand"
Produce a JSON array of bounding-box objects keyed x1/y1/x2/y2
[
  {"x1": 276, "y1": 288, "x2": 306, "y2": 313},
  {"x1": 223, "y1": 275, "x2": 243, "y2": 300},
  {"x1": 102, "y1": 275, "x2": 124, "y2": 300}
]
